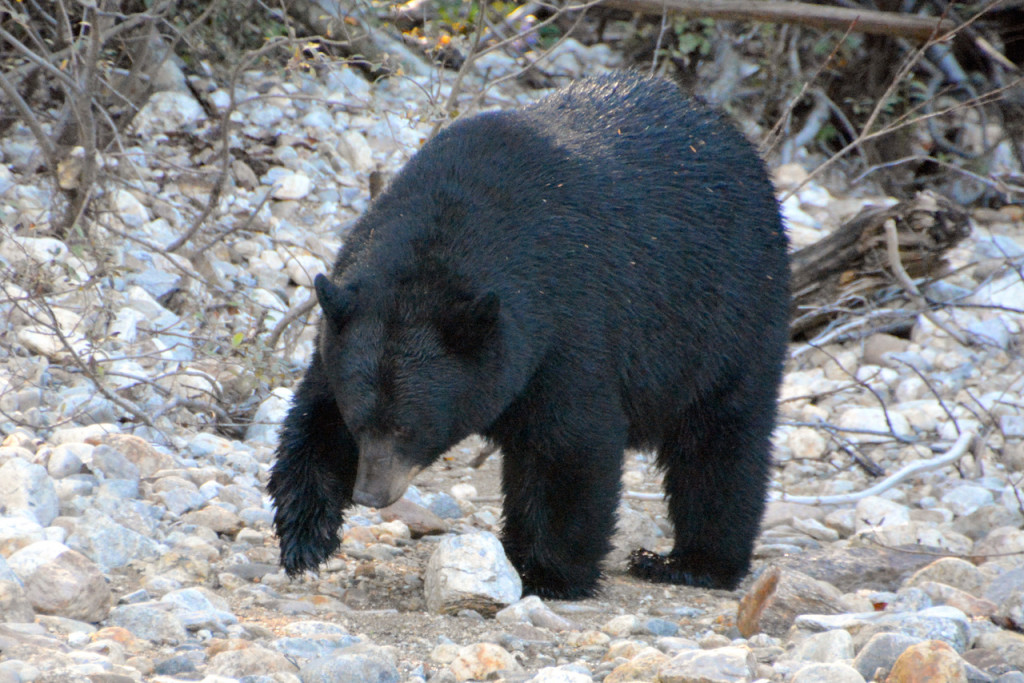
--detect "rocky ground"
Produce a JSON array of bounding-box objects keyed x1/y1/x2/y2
[{"x1": 1, "y1": 39, "x2": 1024, "y2": 683}]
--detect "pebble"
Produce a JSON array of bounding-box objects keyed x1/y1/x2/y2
[{"x1": 457, "y1": 646, "x2": 519, "y2": 681}]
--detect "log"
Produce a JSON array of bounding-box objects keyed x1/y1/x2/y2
[
  {"x1": 789, "y1": 191, "x2": 971, "y2": 339},
  {"x1": 602, "y1": 0, "x2": 957, "y2": 41}
]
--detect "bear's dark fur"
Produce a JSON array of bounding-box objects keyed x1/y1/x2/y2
[{"x1": 268, "y1": 72, "x2": 790, "y2": 599}]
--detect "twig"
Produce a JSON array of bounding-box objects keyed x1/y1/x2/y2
[
  {"x1": 774, "y1": 430, "x2": 976, "y2": 505},
  {"x1": 882, "y1": 218, "x2": 970, "y2": 346},
  {"x1": 266, "y1": 296, "x2": 318, "y2": 351},
  {"x1": 623, "y1": 431, "x2": 976, "y2": 503}
]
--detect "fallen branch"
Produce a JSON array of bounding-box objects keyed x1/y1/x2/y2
[
  {"x1": 622, "y1": 431, "x2": 975, "y2": 504},
  {"x1": 601, "y1": 0, "x2": 957, "y2": 41},
  {"x1": 778, "y1": 430, "x2": 977, "y2": 506},
  {"x1": 789, "y1": 191, "x2": 971, "y2": 339},
  {"x1": 882, "y1": 217, "x2": 970, "y2": 346}
]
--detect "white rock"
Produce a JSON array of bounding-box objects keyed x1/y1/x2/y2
[
  {"x1": 284, "y1": 252, "x2": 326, "y2": 288},
  {"x1": 337, "y1": 130, "x2": 374, "y2": 172},
  {"x1": 794, "y1": 517, "x2": 840, "y2": 542},
  {"x1": 529, "y1": 666, "x2": 592, "y2": 683},
  {"x1": 110, "y1": 189, "x2": 150, "y2": 228},
  {"x1": 0, "y1": 235, "x2": 69, "y2": 265},
  {"x1": 855, "y1": 496, "x2": 911, "y2": 532},
  {"x1": 1002, "y1": 415, "x2": 1024, "y2": 438},
  {"x1": 132, "y1": 90, "x2": 206, "y2": 137},
  {"x1": 941, "y1": 485, "x2": 994, "y2": 517},
  {"x1": 246, "y1": 388, "x2": 292, "y2": 445},
  {"x1": 424, "y1": 531, "x2": 522, "y2": 615},
  {"x1": 47, "y1": 443, "x2": 89, "y2": 479},
  {"x1": 659, "y1": 646, "x2": 758, "y2": 683},
  {"x1": 791, "y1": 629, "x2": 854, "y2": 663},
  {"x1": 0, "y1": 459, "x2": 59, "y2": 526},
  {"x1": 858, "y1": 521, "x2": 972, "y2": 555},
  {"x1": 50, "y1": 423, "x2": 120, "y2": 445},
  {"x1": 450, "y1": 483, "x2": 478, "y2": 500},
  {"x1": 449, "y1": 642, "x2": 521, "y2": 681},
  {"x1": 271, "y1": 170, "x2": 311, "y2": 200},
  {"x1": 788, "y1": 427, "x2": 827, "y2": 459},
  {"x1": 790, "y1": 662, "x2": 866, "y2": 683},
  {"x1": 0, "y1": 516, "x2": 47, "y2": 556},
  {"x1": 837, "y1": 407, "x2": 913, "y2": 442},
  {"x1": 325, "y1": 66, "x2": 371, "y2": 102},
  {"x1": 17, "y1": 326, "x2": 73, "y2": 359},
  {"x1": 969, "y1": 271, "x2": 1024, "y2": 310}
]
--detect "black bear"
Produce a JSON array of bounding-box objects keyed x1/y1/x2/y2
[{"x1": 268, "y1": 71, "x2": 789, "y2": 599}]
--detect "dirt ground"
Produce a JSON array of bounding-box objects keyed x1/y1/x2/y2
[{"x1": 227, "y1": 441, "x2": 745, "y2": 677}]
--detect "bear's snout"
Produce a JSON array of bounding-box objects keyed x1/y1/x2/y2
[{"x1": 352, "y1": 437, "x2": 423, "y2": 509}]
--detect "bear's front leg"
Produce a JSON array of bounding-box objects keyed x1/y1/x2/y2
[
  {"x1": 493, "y1": 382, "x2": 626, "y2": 599},
  {"x1": 268, "y1": 349, "x2": 357, "y2": 576}
]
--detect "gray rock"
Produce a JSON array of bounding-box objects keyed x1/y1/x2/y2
[
  {"x1": 855, "y1": 606, "x2": 971, "y2": 653},
  {"x1": 207, "y1": 644, "x2": 299, "y2": 676},
  {"x1": 104, "y1": 602, "x2": 188, "y2": 644},
  {"x1": 90, "y1": 445, "x2": 141, "y2": 482},
  {"x1": 790, "y1": 662, "x2": 866, "y2": 683},
  {"x1": 157, "y1": 486, "x2": 207, "y2": 516},
  {"x1": 426, "y1": 492, "x2": 463, "y2": 519},
  {"x1": 6, "y1": 541, "x2": 110, "y2": 622},
  {"x1": 974, "y1": 630, "x2": 1024, "y2": 670},
  {"x1": 0, "y1": 458, "x2": 59, "y2": 525},
  {"x1": 132, "y1": 90, "x2": 206, "y2": 137},
  {"x1": 968, "y1": 318, "x2": 1013, "y2": 349},
  {"x1": 996, "y1": 590, "x2": 1024, "y2": 632},
  {"x1": 300, "y1": 646, "x2": 399, "y2": 683},
  {"x1": 985, "y1": 567, "x2": 1024, "y2": 605},
  {"x1": 46, "y1": 444, "x2": 86, "y2": 479},
  {"x1": 0, "y1": 516, "x2": 46, "y2": 556},
  {"x1": 0, "y1": 580, "x2": 34, "y2": 623},
  {"x1": 65, "y1": 508, "x2": 166, "y2": 571},
  {"x1": 161, "y1": 587, "x2": 237, "y2": 633},
  {"x1": 941, "y1": 484, "x2": 994, "y2": 517},
  {"x1": 0, "y1": 555, "x2": 19, "y2": 583},
  {"x1": 737, "y1": 566, "x2": 846, "y2": 637},
  {"x1": 658, "y1": 646, "x2": 758, "y2": 683},
  {"x1": 424, "y1": 531, "x2": 522, "y2": 615},
  {"x1": 497, "y1": 596, "x2": 578, "y2": 632},
  {"x1": 790, "y1": 629, "x2": 854, "y2": 663},
  {"x1": 852, "y1": 632, "x2": 923, "y2": 679},
  {"x1": 641, "y1": 618, "x2": 679, "y2": 637},
  {"x1": 905, "y1": 557, "x2": 987, "y2": 595}
]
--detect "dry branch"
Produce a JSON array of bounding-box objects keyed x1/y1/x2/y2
[
  {"x1": 790, "y1": 191, "x2": 971, "y2": 338},
  {"x1": 602, "y1": 0, "x2": 957, "y2": 41},
  {"x1": 286, "y1": 0, "x2": 431, "y2": 75}
]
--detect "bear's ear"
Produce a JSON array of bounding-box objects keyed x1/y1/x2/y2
[
  {"x1": 439, "y1": 292, "x2": 500, "y2": 354},
  {"x1": 314, "y1": 274, "x2": 355, "y2": 327}
]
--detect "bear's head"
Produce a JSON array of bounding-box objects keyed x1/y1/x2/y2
[{"x1": 314, "y1": 273, "x2": 503, "y2": 508}]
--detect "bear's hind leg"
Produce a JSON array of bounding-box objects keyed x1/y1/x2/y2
[
  {"x1": 629, "y1": 386, "x2": 775, "y2": 590},
  {"x1": 268, "y1": 350, "x2": 358, "y2": 576}
]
